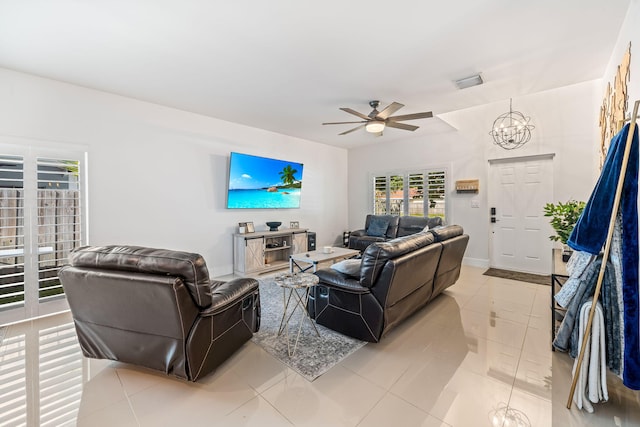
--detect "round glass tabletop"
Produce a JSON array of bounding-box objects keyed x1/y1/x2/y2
[{"x1": 274, "y1": 272, "x2": 319, "y2": 289}]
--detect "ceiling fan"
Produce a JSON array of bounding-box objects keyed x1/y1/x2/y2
[{"x1": 322, "y1": 100, "x2": 433, "y2": 136}]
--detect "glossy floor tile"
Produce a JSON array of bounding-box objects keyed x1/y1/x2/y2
[{"x1": 1, "y1": 265, "x2": 639, "y2": 426}]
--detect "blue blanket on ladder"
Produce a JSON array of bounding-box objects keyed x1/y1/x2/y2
[{"x1": 568, "y1": 123, "x2": 640, "y2": 389}]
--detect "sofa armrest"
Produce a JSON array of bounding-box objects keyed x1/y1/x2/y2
[
  {"x1": 349, "y1": 234, "x2": 386, "y2": 252},
  {"x1": 349, "y1": 229, "x2": 367, "y2": 237},
  {"x1": 201, "y1": 278, "x2": 259, "y2": 316},
  {"x1": 315, "y1": 269, "x2": 370, "y2": 294}
]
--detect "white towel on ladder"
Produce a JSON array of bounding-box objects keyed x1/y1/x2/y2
[{"x1": 572, "y1": 299, "x2": 609, "y2": 412}]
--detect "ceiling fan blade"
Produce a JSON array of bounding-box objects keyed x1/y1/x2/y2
[
  {"x1": 339, "y1": 107, "x2": 371, "y2": 121},
  {"x1": 388, "y1": 111, "x2": 433, "y2": 121},
  {"x1": 376, "y1": 102, "x2": 404, "y2": 120},
  {"x1": 385, "y1": 121, "x2": 419, "y2": 131},
  {"x1": 339, "y1": 124, "x2": 366, "y2": 135},
  {"x1": 322, "y1": 121, "x2": 367, "y2": 125}
]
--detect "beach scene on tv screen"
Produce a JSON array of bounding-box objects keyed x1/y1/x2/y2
[{"x1": 227, "y1": 153, "x2": 303, "y2": 209}]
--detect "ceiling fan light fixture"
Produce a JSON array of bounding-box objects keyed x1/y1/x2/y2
[
  {"x1": 324, "y1": 101, "x2": 432, "y2": 136},
  {"x1": 365, "y1": 121, "x2": 385, "y2": 133}
]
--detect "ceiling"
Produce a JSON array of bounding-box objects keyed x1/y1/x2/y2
[{"x1": 0, "y1": 0, "x2": 631, "y2": 148}]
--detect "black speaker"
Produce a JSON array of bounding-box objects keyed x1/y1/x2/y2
[{"x1": 307, "y1": 232, "x2": 316, "y2": 251}]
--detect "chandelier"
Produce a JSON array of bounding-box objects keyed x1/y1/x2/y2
[{"x1": 489, "y1": 98, "x2": 534, "y2": 150}]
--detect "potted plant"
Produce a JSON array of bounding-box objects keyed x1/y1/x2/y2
[{"x1": 543, "y1": 199, "x2": 586, "y2": 262}]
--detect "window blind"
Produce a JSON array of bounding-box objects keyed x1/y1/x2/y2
[
  {"x1": 0, "y1": 155, "x2": 25, "y2": 310},
  {"x1": 36, "y1": 158, "x2": 82, "y2": 302},
  {"x1": 372, "y1": 168, "x2": 447, "y2": 221}
]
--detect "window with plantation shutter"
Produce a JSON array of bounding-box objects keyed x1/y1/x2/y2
[
  {"x1": 0, "y1": 155, "x2": 25, "y2": 311},
  {"x1": 389, "y1": 174, "x2": 404, "y2": 215},
  {"x1": 0, "y1": 146, "x2": 86, "y2": 325},
  {"x1": 408, "y1": 173, "x2": 424, "y2": 216},
  {"x1": 371, "y1": 168, "x2": 448, "y2": 222},
  {"x1": 427, "y1": 170, "x2": 446, "y2": 218},
  {"x1": 37, "y1": 158, "x2": 82, "y2": 303},
  {"x1": 373, "y1": 175, "x2": 388, "y2": 214}
]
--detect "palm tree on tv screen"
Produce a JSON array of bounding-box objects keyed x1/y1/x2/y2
[{"x1": 279, "y1": 165, "x2": 298, "y2": 187}]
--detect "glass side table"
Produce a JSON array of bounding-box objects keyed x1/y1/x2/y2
[{"x1": 274, "y1": 272, "x2": 320, "y2": 356}]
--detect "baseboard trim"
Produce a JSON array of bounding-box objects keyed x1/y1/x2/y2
[{"x1": 462, "y1": 257, "x2": 489, "y2": 268}]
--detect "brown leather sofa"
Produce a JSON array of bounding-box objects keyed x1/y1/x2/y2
[
  {"x1": 310, "y1": 225, "x2": 468, "y2": 342},
  {"x1": 348, "y1": 214, "x2": 443, "y2": 252},
  {"x1": 59, "y1": 245, "x2": 260, "y2": 381}
]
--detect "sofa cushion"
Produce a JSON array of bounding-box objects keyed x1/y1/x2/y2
[
  {"x1": 360, "y1": 232, "x2": 435, "y2": 287},
  {"x1": 348, "y1": 235, "x2": 387, "y2": 252},
  {"x1": 364, "y1": 215, "x2": 400, "y2": 239},
  {"x1": 330, "y1": 259, "x2": 362, "y2": 277},
  {"x1": 397, "y1": 216, "x2": 429, "y2": 237},
  {"x1": 68, "y1": 245, "x2": 213, "y2": 308},
  {"x1": 427, "y1": 217, "x2": 443, "y2": 229},
  {"x1": 366, "y1": 217, "x2": 390, "y2": 237}
]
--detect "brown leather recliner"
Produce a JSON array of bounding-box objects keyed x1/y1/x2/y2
[{"x1": 59, "y1": 245, "x2": 260, "y2": 381}]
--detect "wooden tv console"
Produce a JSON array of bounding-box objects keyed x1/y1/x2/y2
[{"x1": 233, "y1": 228, "x2": 309, "y2": 276}]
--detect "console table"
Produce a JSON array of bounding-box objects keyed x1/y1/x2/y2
[{"x1": 233, "y1": 229, "x2": 309, "y2": 276}]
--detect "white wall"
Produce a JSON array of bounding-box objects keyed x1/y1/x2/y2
[
  {"x1": 348, "y1": 80, "x2": 601, "y2": 267},
  {"x1": 602, "y1": 1, "x2": 640, "y2": 118},
  {"x1": 4, "y1": 15, "x2": 630, "y2": 275},
  {"x1": 0, "y1": 68, "x2": 348, "y2": 276}
]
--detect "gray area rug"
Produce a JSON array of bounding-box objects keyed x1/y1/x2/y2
[
  {"x1": 251, "y1": 277, "x2": 366, "y2": 381},
  {"x1": 483, "y1": 268, "x2": 550, "y2": 286}
]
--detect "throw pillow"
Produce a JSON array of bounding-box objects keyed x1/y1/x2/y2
[
  {"x1": 366, "y1": 217, "x2": 389, "y2": 237},
  {"x1": 330, "y1": 259, "x2": 362, "y2": 277}
]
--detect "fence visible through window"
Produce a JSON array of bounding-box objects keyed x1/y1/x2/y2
[
  {"x1": 373, "y1": 169, "x2": 447, "y2": 222},
  {"x1": 36, "y1": 158, "x2": 82, "y2": 303},
  {"x1": 0, "y1": 156, "x2": 25, "y2": 310},
  {"x1": 0, "y1": 155, "x2": 82, "y2": 312}
]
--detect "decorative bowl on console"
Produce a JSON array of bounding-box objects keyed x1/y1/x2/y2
[{"x1": 266, "y1": 221, "x2": 282, "y2": 231}]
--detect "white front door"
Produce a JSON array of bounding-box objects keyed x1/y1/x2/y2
[{"x1": 489, "y1": 156, "x2": 554, "y2": 274}]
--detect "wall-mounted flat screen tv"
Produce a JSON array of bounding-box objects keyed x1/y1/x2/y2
[{"x1": 227, "y1": 152, "x2": 304, "y2": 209}]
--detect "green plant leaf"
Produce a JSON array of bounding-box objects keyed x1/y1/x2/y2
[{"x1": 543, "y1": 199, "x2": 586, "y2": 244}]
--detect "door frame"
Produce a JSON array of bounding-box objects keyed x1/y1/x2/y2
[{"x1": 488, "y1": 153, "x2": 555, "y2": 274}]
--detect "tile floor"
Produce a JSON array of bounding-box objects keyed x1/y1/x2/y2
[{"x1": 1, "y1": 265, "x2": 639, "y2": 426}]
